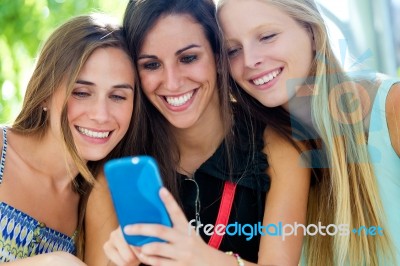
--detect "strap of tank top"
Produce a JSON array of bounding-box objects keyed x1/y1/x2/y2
[{"x1": 0, "y1": 127, "x2": 8, "y2": 184}]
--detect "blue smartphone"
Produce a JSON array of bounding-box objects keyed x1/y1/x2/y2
[{"x1": 104, "y1": 155, "x2": 172, "y2": 246}]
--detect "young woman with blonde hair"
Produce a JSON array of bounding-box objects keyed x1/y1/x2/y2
[
  {"x1": 0, "y1": 14, "x2": 140, "y2": 264},
  {"x1": 217, "y1": 0, "x2": 399, "y2": 265}
]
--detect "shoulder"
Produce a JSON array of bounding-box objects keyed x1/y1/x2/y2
[
  {"x1": 263, "y1": 126, "x2": 308, "y2": 159},
  {"x1": 387, "y1": 80, "x2": 400, "y2": 105},
  {"x1": 263, "y1": 126, "x2": 311, "y2": 181},
  {"x1": 386, "y1": 81, "x2": 400, "y2": 156},
  {"x1": 387, "y1": 81, "x2": 400, "y2": 106}
]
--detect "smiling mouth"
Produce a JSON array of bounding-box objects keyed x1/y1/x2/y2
[
  {"x1": 251, "y1": 68, "x2": 282, "y2": 85},
  {"x1": 76, "y1": 126, "x2": 111, "y2": 139},
  {"x1": 164, "y1": 90, "x2": 195, "y2": 107}
]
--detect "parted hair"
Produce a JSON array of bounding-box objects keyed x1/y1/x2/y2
[
  {"x1": 12, "y1": 13, "x2": 142, "y2": 259},
  {"x1": 123, "y1": 0, "x2": 234, "y2": 202},
  {"x1": 216, "y1": 0, "x2": 395, "y2": 265}
]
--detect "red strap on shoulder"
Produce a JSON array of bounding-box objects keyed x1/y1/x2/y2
[{"x1": 207, "y1": 181, "x2": 237, "y2": 249}]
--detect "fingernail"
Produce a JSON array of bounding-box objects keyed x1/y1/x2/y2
[
  {"x1": 160, "y1": 187, "x2": 169, "y2": 196},
  {"x1": 123, "y1": 225, "x2": 132, "y2": 233}
]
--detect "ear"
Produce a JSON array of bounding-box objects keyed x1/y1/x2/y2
[
  {"x1": 308, "y1": 26, "x2": 316, "y2": 51},
  {"x1": 41, "y1": 99, "x2": 49, "y2": 111}
]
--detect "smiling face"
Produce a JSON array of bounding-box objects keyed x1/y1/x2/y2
[
  {"x1": 218, "y1": 0, "x2": 315, "y2": 109},
  {"x1": 49, "y1": 47, "x2": 135, "y2": 161},
  {"x1": 137, "y1": 14, "x2": 219, "y2": 129}
]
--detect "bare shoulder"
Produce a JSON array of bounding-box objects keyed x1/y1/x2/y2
[
  {"x1": 386, "y1": 82, "x2": 400, "y2": 156},
  {"x1": 263, "y1": 126, "x2": 308, "y2": 157},
  {"x1": 262, "y1": 126, "x2": 310, "y2": 180}
]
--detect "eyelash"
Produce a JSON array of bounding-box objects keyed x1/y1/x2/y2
[
  {"x1": 226, "y1": 33, "x2": 278, "y2": 58},
  {"x1": 180, "y1": 55, "x2": 197, "y2": 64},
  {"x1": 72, "y1": 91, "x2": 127, "y2": 101},
  {"x1": 110, "y1": 95, "x2": 126, "y2": 101},
  {"x1": 72, "y1": 91, "x2": 90, "y2": 98},
  {"x1": 142, "y1": 61, "x2": 160, "y2": 71},
  {"x1": 227, "y1": 48, "x2": 241, "y2": 58},
  {"x1": 260, "y1": 33, "x2": 277, "y2": 42},
  {"x1": 141, "y1": 54, "x2": 198, "y2": 70}
]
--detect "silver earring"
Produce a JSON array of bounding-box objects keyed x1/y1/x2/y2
[{"x1": 43, "y1": 107, "x2": 48, "y2": 112}]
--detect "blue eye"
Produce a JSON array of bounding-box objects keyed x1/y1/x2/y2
[
  {"x1": 72, "y1": 91, "x2": 90, "y2": 98},
  {"x1": 110, "y1": 95, "x2": 126, "y2": 101}
]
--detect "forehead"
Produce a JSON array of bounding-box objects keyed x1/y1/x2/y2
[
  {"x1": 219, "y1": 0, "x2": 293, "y2": 37},
  {"x1": 141, "y1": 14, "x2": 209, "y2": 51}
]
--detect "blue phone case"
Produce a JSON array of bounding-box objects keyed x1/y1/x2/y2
[{"x1": 104, "y1": 155, "x2": 172, "y2": 246}]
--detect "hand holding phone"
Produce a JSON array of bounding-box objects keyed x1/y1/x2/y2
[{"x1": 104, "y1": 155, "x2": 172, "y2": 246}]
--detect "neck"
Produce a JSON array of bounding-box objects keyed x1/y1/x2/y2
[
  {"x1": 16, "y1": 130, "x2": 79, "y2": 191},
  {"x1": 174, "y1": 96, "x2": 226, "y2": 175}
]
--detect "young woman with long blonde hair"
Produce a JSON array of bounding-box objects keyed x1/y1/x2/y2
[{"x1": 217, "y1": 0, "x2": 399, "y2": 265}]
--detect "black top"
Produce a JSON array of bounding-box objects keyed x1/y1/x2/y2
[{"x1": 179, "y1": 108, "x2": 270, "y2": 263}]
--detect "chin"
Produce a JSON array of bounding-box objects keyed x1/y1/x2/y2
[{"x1": 82, "y1": 152, "x2": 109, "y2": 162}]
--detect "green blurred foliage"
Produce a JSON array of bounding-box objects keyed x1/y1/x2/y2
[{"x1": 0, "y1": 0, "x2": 127, "y2": 124}]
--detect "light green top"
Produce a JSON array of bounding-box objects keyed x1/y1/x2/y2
[{"x1": 368, "y1": 77, "x2": 400, "y2": 263}]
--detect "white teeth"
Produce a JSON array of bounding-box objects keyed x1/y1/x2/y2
[
  {"x1": 77, "y1": 127, "x2": 110, "y2": 138},
  {"x1": 165, "y1": 91, "x2": 194, "y2": 107},
  {"x1": 252, "y1": 69, "x2": 281, "y2": 85}
]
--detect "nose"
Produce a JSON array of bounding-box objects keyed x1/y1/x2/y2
[
  {"x1": 88, "y1": 98, "x2": 110, "y2": 123},
  {"x1": 163, "y1": 64, "x2": 182, "y2": 91},
  {"x1": 243, "y1": 45, "x2": 263, "y2": 68}
]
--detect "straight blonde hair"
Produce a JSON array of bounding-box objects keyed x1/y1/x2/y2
[{"x1": 216, "y1": 0, "x2": 395, "y2": 265}]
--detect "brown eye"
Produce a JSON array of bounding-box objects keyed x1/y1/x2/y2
[
  {"x1": 181, "y1": 55, "x2": 197, "y2": 64},
  {"x1": 143, "y1": 61, "x2": 161, "y2": 70}
]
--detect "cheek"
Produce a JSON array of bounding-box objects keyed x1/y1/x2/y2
[
  {"x1": 66, "y1": 101, "x2": 83, "y2": 122},
  {"x1": 119, "y1": 109, "x2": 133, "y2": 130},
  {"x1": 228, "y1": 58, "x2": 241, "y2": 77},
  {"x1": 115, "y1": 99, "x2": 134, "y2": 117},
  {"x1": 139, "y1": 72, "x2": 158, "y2": 95}
]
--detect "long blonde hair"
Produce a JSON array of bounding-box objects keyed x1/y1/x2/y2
[
  {"x1": 12, "y1": 14, "x2": 141, "y2": 258},
  {"x1": 216, "y1": 0, "x2": 395, "y2": 265}
]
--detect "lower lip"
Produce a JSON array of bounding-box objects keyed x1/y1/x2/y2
[
  {"x1": 252, "y1": 71, "x2": 281, "y2": 91},
  {"x1": 163, "y1": 90, "x2": 197, "y2": 112}
]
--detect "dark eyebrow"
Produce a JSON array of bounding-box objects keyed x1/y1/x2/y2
[
  {"x1": 176, "y1": 44, "x2": 200, "y2": 55},
  {"x1": 137, "y1": 44, "x2": 201, "y2": 60},
  {"x1": 76, "y1": 80, "x2": 134, "y2": 90},
  {"x1": 137, "y1": 54, "x2": 157, "y2": 60}
]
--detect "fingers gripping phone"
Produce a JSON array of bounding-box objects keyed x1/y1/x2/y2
[{"x1": 104, "y1": 155, "x2": 172, "y2": 246}]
